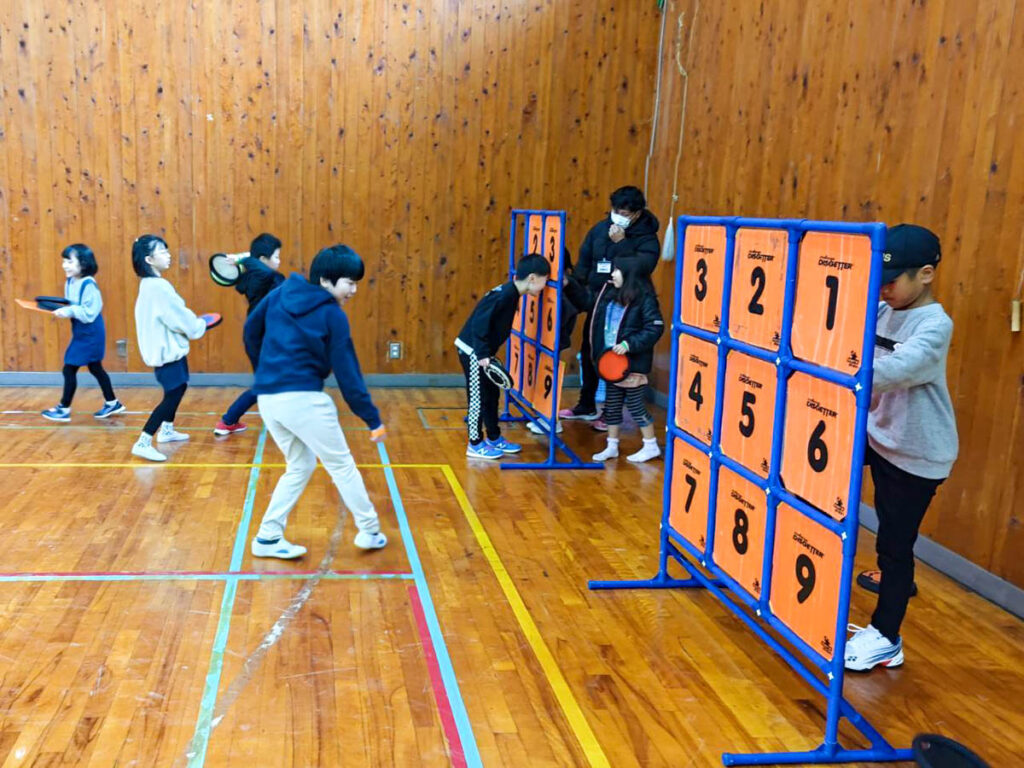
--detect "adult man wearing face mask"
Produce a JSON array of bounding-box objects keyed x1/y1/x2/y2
[{"x1": 561, "y1": 185, "x2": 660, "y2": 422}]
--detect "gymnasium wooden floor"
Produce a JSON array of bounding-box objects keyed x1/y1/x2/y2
[{"x1": 0, "y1": 386, "x2": 1020, "y2": 767}]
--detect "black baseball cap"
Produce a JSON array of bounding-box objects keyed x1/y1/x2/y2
[{"x1": 882, "y1": 224, "x2": 941, "y2": 284}]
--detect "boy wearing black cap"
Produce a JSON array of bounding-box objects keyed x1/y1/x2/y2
[{"x1": 845, "y1": 224, "x2": 959, "y2": 672}]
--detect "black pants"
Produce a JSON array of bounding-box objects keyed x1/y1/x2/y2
[
  {"x1": 865, "y1": 445, "x2": 943, "y2": 642},
  {"x1": 61, "y1": 362, "x2": 116, "y2": 406},
  {"x1": 575, "y1": 313, "x2": 598, "y2": 412},
  {"x1": 143, "y1": 383, "x2": 188, "y2": 436},
  {"x1": 458, "y1": 351, "x2": 500, "y2": 444}
]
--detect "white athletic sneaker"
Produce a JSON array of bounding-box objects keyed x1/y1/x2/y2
[
  {"x1": 131, "y1": 441, "x2": 167, "y2": 462},
  {"x1": 527, "y1": 418, "x2": 563, "y2": 435},
  {"x1": 156, "y1": 423, "x2": 189, "y2": 443},
  {"x1": 592, "y1": 443, "x2": 619, "y2": 462},
  {"x1": 251, "y1": 537, "x2": 307, "y2": 559},
  {"x1": 627, "y1": 442, "x2": 662, "y2": 463},
  {"x1": 844, "y1": 624, "x2": 904, "y2": 671},
  {"x1": 354, "y1": 531, "x2": 388, "y2": 550}
]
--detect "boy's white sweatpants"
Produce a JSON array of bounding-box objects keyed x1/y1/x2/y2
[{"x1": 255, "y1": 391, "x2": 380, "y2": 541}]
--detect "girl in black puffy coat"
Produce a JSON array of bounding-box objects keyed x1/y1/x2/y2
[{"x1": 565, "y1": 259, "x2": 665, "y2": 463}]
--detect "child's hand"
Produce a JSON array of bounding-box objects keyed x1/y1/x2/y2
[
  {"x1": 53, "y1": 307, "x2": 73, "y2": 318},
  {"x1": 478, "y1": 357, "x2": 490, "y2": 369},
  {"x1": 369, "y1": 425, "x2": 387, "y2": 443},
  {"x1": 612, "y1": 342, "x2": 628, "y2": 355},
  {"x1": 608, "y1": 224, "x2": 625, "y2": 243}
]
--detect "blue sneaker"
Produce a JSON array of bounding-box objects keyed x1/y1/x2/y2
[
  {"x1": 487, "y1": 436, "x2": 522, "y2": 454},
  {"x1": 94, "y1": 400, "x2": 126, "y2": 419},
  {"x1": 41, "y1": 405, "x2": 71, "y2": 422},
  {"x1": 466, "y1": 441, "x2": 503, "y2": 460}
]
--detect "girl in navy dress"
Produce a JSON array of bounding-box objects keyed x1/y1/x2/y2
[{"x1": 41, "y1": 244, "x2": 125, "y2": 421}]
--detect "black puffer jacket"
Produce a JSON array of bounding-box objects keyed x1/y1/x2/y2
[
  {"x1": 235, "y1": 257, "x2": 286, "y2": 316},
  {"x1": 575, "y1": 209, "x2": 661, "y2": 292},
  {"x1": 564, "y1": 277, "x2": 665, "y2": 375}
]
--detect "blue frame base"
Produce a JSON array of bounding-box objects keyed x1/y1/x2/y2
[
  {"x1": 589, "y1": 540, "x2": 912, "y2": 766},
  {"x1": 498, "y1": 395, "x2": 602, "y2": 471},
  {"x1": 722, "y1": 746, "x2": 913, "y2": 765}
]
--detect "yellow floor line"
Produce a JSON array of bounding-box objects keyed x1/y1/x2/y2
[{"x1": 440, "y1": 464, "x2": 611, "y2": 768}]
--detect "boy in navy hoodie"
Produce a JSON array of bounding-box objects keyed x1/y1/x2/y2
[{"x1": 243, "y1": 244, "x2": 387, "y2": 559}]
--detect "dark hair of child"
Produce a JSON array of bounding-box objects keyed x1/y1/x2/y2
[
  {"x1": 515, "y1": 253, "x2": 551, "y2": 281},
  {"x1": 310, "y1": 244, "x2": 365, "y2": 284},
  {"x1": 62, "y1": 243, "x2": 98, "y2": 277},
  {"x1": 131, "y1": 235, "x2": 167, "y2": 278},
  {"x1": 250, "y1": 233, "x2": 282, "y2": 260}
]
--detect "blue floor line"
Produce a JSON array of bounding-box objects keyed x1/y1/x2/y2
[
  {"x1": 187, "y1": 426, "x2": 267, "y2": 768},
  {"x1": 377, "y1": 443, "x2": 482, "y2": 767}
]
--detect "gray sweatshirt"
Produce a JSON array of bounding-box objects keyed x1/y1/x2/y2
[{"x1": 868, "y1": 301, "x2": 958, "y2": 479}]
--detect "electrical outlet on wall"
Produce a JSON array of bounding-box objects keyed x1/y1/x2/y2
[
  {"x1": 116, "y1": 339, "x2": 128, "y2": 358},
  {"x1": 388, "y1": 341, "x2": 403, "y2": 360}
]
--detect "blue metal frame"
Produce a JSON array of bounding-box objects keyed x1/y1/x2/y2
[
  {"x1": 500, "y1": 209, "x2": 601, "y2": 470},
  {"x1": 589, "y1": 215, "x2": 911, "y2": 764}
]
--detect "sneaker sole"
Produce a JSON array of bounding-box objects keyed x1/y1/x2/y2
[
  {"x1": 213, "y1": 427, "x2": 248, "y2": 436},
  {"x1": 42, "y1": 414, "x2": 71, "y2": 422},
  {"x1": 94, "y1": 406, "x2": 126, "y2": 419},
  {"x1": 157, "y1": 436, "x2": 190, "y2": 443},
  {"x1": 561, "y1": 413, "x2": 599, "y2": 421},
  {"x1": 465, "y1": 450, "x2": 502, "y2": 460},
  {"x1": 627, "y1": 454, "x2": 662, "y2": 463},
  {"x1": 131, "y1": 450, "x2": 167, "y2": 462}
]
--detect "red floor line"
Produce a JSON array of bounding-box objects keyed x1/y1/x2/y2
[
  {"x1": 408, "y1": 583, "x2": 468, "y2": 768},
  {"x1": 0, "y1": 569, "x2": 414, "y2": 578}
]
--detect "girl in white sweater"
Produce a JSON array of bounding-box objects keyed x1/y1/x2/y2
[{"x1": 131, "y1": 235, "x2": 208, "y2": 462}]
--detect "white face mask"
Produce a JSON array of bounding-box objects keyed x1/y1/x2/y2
[{"x1": 610, "y1": 212, "x2": 632, "y2": 228}]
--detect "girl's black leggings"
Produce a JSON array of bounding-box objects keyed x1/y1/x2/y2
[
  {"x1": 143, "y1": 383, "x2": 188, "y2": 435},
  {"x1": 61, "y1": 362, "x2": 116, "y2": 406}
]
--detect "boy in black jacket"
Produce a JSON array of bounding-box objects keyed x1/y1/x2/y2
[
  {"x1": 243, "y1": 244, "x2": 387, "y2": 559},
  {"x1": 214, "y1": 233, "x2": 287, "y2": 436},
  {"x1": 456, "y1": 253, "x2": 550, "y2": 460},
  {"x1": 563, "y1": 186, "x2": 660, "y2": 422}
]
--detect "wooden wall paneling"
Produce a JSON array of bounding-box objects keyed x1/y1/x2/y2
[
  {"x1": 0, "y1": 11, "x2": 17, "y2": 369},
  {"x1": 113, "y1": 1, "x2": 142, "y2": 372},
  {"x1": 18, "y1": 3, "x2": 60, "y2": 374},
  {"x1": 78, "y1": 0, "x2": 123, "y2": 373},
  {"x1": 984, "y1": 3, "x2": 1024, "y2": 586}
]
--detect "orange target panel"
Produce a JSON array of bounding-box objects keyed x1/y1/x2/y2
[
  {"x1": 527, "y1": 214, "x2": 544, "y2": 256},
  {"x1": 713, "y1": 467, "x2": 767, "y2": 600},
  {"x1": 669, "y1": 438, "x2": 711, "y2": 553},
  {"x1": 791, "y1": 231, "x2": 872, "y2": 373},
  {"x1": 680, "y1": 224, "x2": 727, "y2": 332},
  {"x1": 770, "y1": 502, "x2": 843, "y2": 661},
  {"x1": 543, "y1": 216, "x2": 563, "y2": 275},
  {"x1": 513, "y1": 294, "x2": 523, "y2": 332},
  {"x1": 781, "y1": 372, "x2": 857, "y2": 520},
  {"x1": 729, "y1": 227, "x2": 787, "y2": 350},
  {"x1": 533, "y1": 354, "x2": 557, "y2": 418},
  {"x1": 523, "y1": 294, "x2": 540, "y2": 340},
  {"x1": 523, "y1": 344, "x2": 538, "y2": 404},
  {"x1": 720, "y1": 352, "x2": 778, "y2": 478},
  {"x1": 507, "y1": 337, "x2": 522, "y2": 392},
  {"x1": 675, "y1": 334, "x2": 718, "y2": 446},
  {"x1": 540, "y1": 286, "x2": 559, "y2": 351}
]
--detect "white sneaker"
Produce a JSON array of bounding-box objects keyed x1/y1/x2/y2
[
  {"x1": 354, "y1": 531, "x2": 388, "y2": 550},
  {"x1": 251, "y1": 537, "x2": 307, "y2": 559},
  {"x1": 131, "y1": 442, "x2": 167, "y2": 462},
  {"x1": 592, "y1": 444, "x2": 619, "y2": 462},
  {"x1": 627, "y1": 443, "x2": 662, "y2": 463},
  {"x1": 157, "y1": 424, "x2": 190, "y2": 443},
  {"x1": 844, "y1": 624, "x2": 904, "y2": 671},
  {"x1": 527, "y1": 419, "x2": 563, "y2": 435}
]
